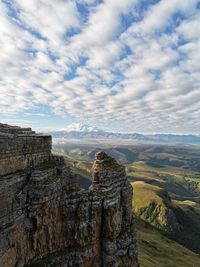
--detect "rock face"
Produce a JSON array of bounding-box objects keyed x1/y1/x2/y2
[
  {"x1": 0, "y1": 123, "x2": 51, "y2": 176},
  {"x1": 0, "y1": 124, "x2": 138, "y2": 267}
]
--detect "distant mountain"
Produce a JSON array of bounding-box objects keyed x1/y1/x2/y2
[
  {"x1": 49, "y1": 124, "x2": 200, "y2": 145},
  {"x1": 56, "y1": 123, "x2": 103, "y2": 133}
]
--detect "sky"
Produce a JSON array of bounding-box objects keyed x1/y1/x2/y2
[{"x1": 0, "y1": 0, "x2": 200, "y2": 134}]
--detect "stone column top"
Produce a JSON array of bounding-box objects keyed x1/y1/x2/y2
[
  {"x1": 92, "y1": 151, "x2": 123, "y2": 171},
  {"x1": 91, "y1": 151, "x2": 126, "y2": 191}
]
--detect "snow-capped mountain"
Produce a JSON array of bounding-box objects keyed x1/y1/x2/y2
[
  {"x1": 49, "y1": 123, "x2": 200, "y2": 145},
  {"x1": 57, "y1": 123, "x2": 103, "y2": 133}
]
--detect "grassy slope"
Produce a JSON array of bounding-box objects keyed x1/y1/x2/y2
[
  {"x1": 131, "y1": 181, "x2": 178, "y2": 232},
  {"x1": 138, "y1": 224, "x2": 200, "y2": 267},
  {"x1": 132, "y1": 181, "x2": 170, "y2": 210},
  {"x1": 127, "y1": 161, "x2": 200, "y2": 202},
  {"x1": 131, "y1": 179, "x2": 200, "y2": 266},
  {"x1": 172, "y1": 199, "x2": 200, "y2": 253}
]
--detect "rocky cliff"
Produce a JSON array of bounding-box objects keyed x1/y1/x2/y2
[
  {"x1": 0, "y1": 124, "x2": 138, "y2": 267},
  {"x1": 132, "y1": 181, "x2": 180, "y2": 233},
  {"x1": 0, "y1": 123, "x2": 51, "y2": 176}
]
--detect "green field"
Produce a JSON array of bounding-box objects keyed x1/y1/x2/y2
[{"x1": 138, "y1": 223, "x2": 200, "y2": 267}]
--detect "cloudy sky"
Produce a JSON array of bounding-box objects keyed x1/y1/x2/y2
[{"x1": 0, "y1": 0, "x2": 200, "y2": 134}]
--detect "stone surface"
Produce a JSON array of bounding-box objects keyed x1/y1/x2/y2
[
  {"x1": 0, "y1": 124, "x2": 138, "y2": 267},
  {"x1": 0, "y1": 123, "x2": 51, "y2": 176}
]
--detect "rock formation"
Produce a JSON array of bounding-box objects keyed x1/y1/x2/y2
[
  {"x1": 0, "y1": 123, "x2": 51, "y2": 176},
  {"x1": 0, "y1": 124, "x2": 138, "y2": 267},
  {"x1": 132, "y1": 181, "x2": 180, "y2": 233}
]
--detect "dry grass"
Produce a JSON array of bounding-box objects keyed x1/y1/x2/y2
[{"x1": 131, "y1": 181, "x2": 170, "y2": 212}]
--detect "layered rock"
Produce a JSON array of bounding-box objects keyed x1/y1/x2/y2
[
  {"x1": 0, "y1": 123, "x2": 51, "y2": 176},
  {"x1": 0, "y1": 124, "x2": 138, "y2": 267},
  {"x1": 91, "y1": 151, "x2": 138, "y2": 266}
]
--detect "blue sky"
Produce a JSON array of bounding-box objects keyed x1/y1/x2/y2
[{"x1": 0, "y1": 0, "x2": 200, "y2": 134}]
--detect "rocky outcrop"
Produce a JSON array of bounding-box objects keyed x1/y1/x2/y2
[
  {"x1": 132, "y1": 181, "x2": 180, "y2": 233},
  {"x1": 0, "y1": 124, "x2": 138, "y2": 267},
  {"x1": 0, "y1": 123, "x2": 51, "y2": 176}
]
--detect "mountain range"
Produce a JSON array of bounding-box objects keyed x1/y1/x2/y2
[
  {"x1": 57, "y1": 123, "x2": 103, "y2": 133},
  {"x1": 49, "y1": 123, "x2": 200, "y2": 145}
]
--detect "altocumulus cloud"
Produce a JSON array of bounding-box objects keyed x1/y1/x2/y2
[{"x1": 0, "y1": 0, "x2": 200, "y2": 134}]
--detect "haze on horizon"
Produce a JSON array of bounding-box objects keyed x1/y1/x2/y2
[{"x1": 0, "y1": 0, "x2": 200, "y2": 134}]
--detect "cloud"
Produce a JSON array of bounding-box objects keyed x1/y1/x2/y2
[
  {"x1": 0, "y1": 0, "x2": 200, "y2": 134},
  {"x1": 15, "y1": 0, "x2": 80, "y2": 47},
  {"x1": 131, "y1": 0, "x2": 198, "y2": 34}
]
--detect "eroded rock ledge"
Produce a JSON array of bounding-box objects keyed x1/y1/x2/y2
[{"x1": 0, "y1": 124, "x2": 138, "y2": 267}]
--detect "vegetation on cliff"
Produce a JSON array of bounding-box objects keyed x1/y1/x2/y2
[{"x1": 131, "y1": 181, "x2": 179, "y2": 232}]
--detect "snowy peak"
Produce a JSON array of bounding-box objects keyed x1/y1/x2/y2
[
  {"x1": 50, "y1": 124, "x2": 200, "y2": 145},
  {"x1": 59, "y1": 123, "x2": 103, "y2": 133}
]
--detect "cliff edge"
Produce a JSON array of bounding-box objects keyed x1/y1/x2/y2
[{"x1": 0, "y1": 124, "x2": 138, "y2": 267}]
